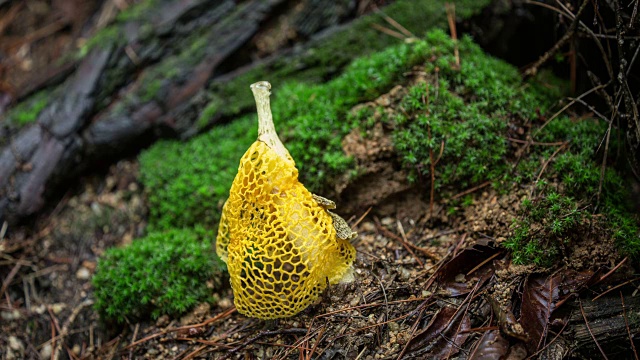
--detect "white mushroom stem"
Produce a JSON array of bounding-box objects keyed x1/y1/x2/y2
[{"x1": 251, "y1": 81, "x2": 291, "y2": 161}]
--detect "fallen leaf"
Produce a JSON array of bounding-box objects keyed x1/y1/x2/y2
[
  {"x1": 520, "y1": 270, "x2": 595, "y2": 352},
  {"x1": 406, "y1": 305, "x2": 471, "y2": 358},
  {"x1": 437, "y1": 244, "x2": 502, "y2": 296},
  {"x1": 469, "y1": 330, "x2": 509, "y2": 360}
]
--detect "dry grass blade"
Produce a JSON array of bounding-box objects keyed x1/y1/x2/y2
[
  {"x1": 620, "y1": 292, "x2": 639, "y2": 360},
  {"x1": 579, "y1": 298, "x2": 609, "y2": 360},
  {"x1": 445, "y1": 2, "x2": 460, "y2": 68},
  {"x1": 124, "y1": 307, "x2": 236, "y2": 350},
  {"x1": 593, "y1": 277, "x2": 640, "y2": 301},
  {"x1": 370, "y1": 23, "x2": 405, "y2": 40},
  {"x1": 374, "y1": 217, "x2": 426, "y2": 266},
  {"x1": 523, "y1": 0, "x2": 590, "y2": 77}
]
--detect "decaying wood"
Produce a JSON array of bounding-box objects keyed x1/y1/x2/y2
[{"x1": 536, "y1": 291, "x2": 640, "y2": 359}]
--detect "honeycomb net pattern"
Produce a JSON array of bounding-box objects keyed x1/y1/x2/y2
[{"x1": 216, "y1": 140, "x2": 356, "y2": 319}]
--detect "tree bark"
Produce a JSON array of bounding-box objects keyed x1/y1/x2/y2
[{"x1": 0, "y1": 0, "x2": 360, "y2": 223}]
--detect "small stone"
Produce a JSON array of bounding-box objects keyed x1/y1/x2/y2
[
  {"x1": 218, "y1": 298, "x2": 232, "y2": 309},
  {"x1": 156, "y1": 315, "x2": 169, "y2": 327},
  {"x1": 76, "y1": 267, "x2": 91, "y2": 280},
  {"x1": 82, "y1": 260, "x2": 96, "y2": 271},
  {"x1": 399, "y1": 267, "x2": 411, "y2": 281},
  {"x1": 72, "y1": 344, "x2": 81, "y2": 355},
  {"x1": 1, "y1": 309, "x2": 21, "y2": 320},
  {"x1": 8, "y1": 336, "x2": 23, "y2": 351},
  {"x1": 146, "y1": 348, "x2": 159, "y2": 356},
  {"x1": 40, "y1": 343, "x2": 53, "y2": 359},
  {"x1": 388, "y1": 321, "x2": 399, "y2": 331},
  {"x1": 455, "y1": 273, "x2": 466, "y2": 282},
  {"x1": 381, "y1": 217, "x2": 394, "y2": 227},
  {"x1": 52, "y1": 303, "x2": 66, "y2": 315},
  {"x1": 360, "y1": 222, "x2": 376, "y2": 232}
]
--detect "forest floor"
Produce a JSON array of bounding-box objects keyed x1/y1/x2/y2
[{"x1": 1, "y1": 1, "x2": 639, "y2": 360}]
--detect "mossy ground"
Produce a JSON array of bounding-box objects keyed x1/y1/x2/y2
[
  {"x1": 92, "y1": 227, "x2": 226, "y2": 323},
  {"x1": 96, "y1": 28, "x2": 639, "y2": 322}
]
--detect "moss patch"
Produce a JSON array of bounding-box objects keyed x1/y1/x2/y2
[
  {"x1": 140, "y1": 116, "x2": 256, "y2": 231},
  {"x1": 4, "y1": 90, "x2": 49, "y2": 129},
  {"x1": 505, "y1": 117, "x2": 639, "y2": 263},
  {"x1": 92, "y1": 227, "x2": 226, "y2": 323},
  {"x1": 78, "y1": 0, "x2": 158, "y2": 57}
]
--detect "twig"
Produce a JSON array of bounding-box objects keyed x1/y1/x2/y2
[
  {"x1": 593, "y1": 277, "x2": 640, "y2": 301},
  {"x1": 525, "y1": 0, "x2": 614, "y2": 79},
  {"x1": 124, "y1": 307, "x2": 236, "y2": 350},
  {"x1": 596, "y1": 257, "x2": 627, "y2": 285},
  {"x1": 377, "y1": 9, "x2": 415, "y2": 38},
  {"x1": 47, "y1": 305, "x2": 75, "y2": 360},
  {"x1": 306, "y1": 326, "x2": 326, "y2": 360},
  {"x1": 317, "y1": 297, "x2": 431, "y2": 318},
  {"x1": 532, "y1": 141, "x2": 570, "y2": 193},
  {"x1": 223, "y1": 328, "x2": 309, "y2": 358},
  {"x1": 54, "y1": 300, "x2": 94, "y2": 360},
  {"x1": 373, "y1": 273, "x2": 390, "y2": 325},
  {"x1": 620, "y1": 292, "x2": 639, "y2": 360},
  {"x1": 0, "y1": 221, "x2": 7, "y2": 240},
  {"x1": 128, "y1": 323, "x2": 140, "y2": 360},
  {"x1": 397, "y1": 220, "x2": 440, "y2": 262},
  {"x1": 445, "y1": 3, "x2": 460, "y2": 68},
  {"x1": 352, "y1": 207, "x2": 372, "y2": 229},
  {"x1": 523, "y1": 0, "x2": 589, "y2": 77},
  {"x1": 508, "y1": 138, "x2": 566, "y2": 146},
  {"x1": 579, "y1": 298, "x2": 609, "y2": 360},
  {"x1": 426, "y1": 147, "x2": 445, "y2": 212},
  {"x1": 535, "y1": 84, "x2": 608, "y2": 136},
  {"x1": 0, "y1": 257, "x2": 22, "y2": 301},
  {"x1": 180, "y1": 345, "x2": 207, "y2": 360},
  {"x1": 466, "y1": 251, "x2": 502, "y2": 276},
  {"x1": 6, "y1": 18, "x2": 69, "y2": 50},
  {"x1": 451, "y1": 181, "x2": 491, "y2": 200},
  {"x1": 396, "y1": 306, "x2": 425, "y2": 360},
  {"x1": 370, "y1": 23, "x2": 405, "y2": 40},
  {"x1": 374, "y1": 217, "x2": 425, "y2": 266},
  {"x1": 529, "y1": 318, "x2": 570, "y2": 358}
]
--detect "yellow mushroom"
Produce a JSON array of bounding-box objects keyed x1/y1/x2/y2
[{"x1": 216, "y1": 81, "x2": 356, "y2": 319}]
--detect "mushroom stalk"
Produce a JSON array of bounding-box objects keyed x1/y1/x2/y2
[{"x1": 251, "y1": 81, "x2": 290, "y2": 160}]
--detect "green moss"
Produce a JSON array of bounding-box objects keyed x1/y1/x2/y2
[
  {"x1": 505, "y1": 116, "x2": 640, "y2": 263},
  {"x1": 505, "y1": 192, "x2": 587, "y2": 266},
  {"x1": 380, "y1": 33, "x2": 563, "y2": 190},
  {"x1": 92, "y1": 227, "x2": 226, "y2": 323},
  {"x1": 140, "y1": 116, "x2": 256, "y2": 231},
  {"x1": 5, "y1": 91, "x2": 49, "y2": 128},
  {"x1": 78, "y1": 0, "x2": 157, "y2": 57}
]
